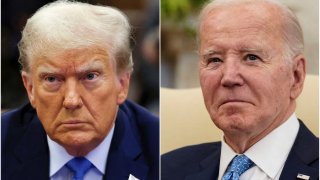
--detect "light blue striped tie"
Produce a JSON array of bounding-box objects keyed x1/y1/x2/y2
[
  {"x1": 222, "y1": 155, "x2": 254, "y2": 180},
  {"x1": 66, "y1": 157, "x2": 92, "y2": 180}
]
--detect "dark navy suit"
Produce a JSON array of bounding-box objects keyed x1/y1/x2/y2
[
  {"x1": 2, "y1": 100, "x2": 159, "y2": 180},
  {"x1": 161, "y1": 120, "x2": 318, "y2": 180}
]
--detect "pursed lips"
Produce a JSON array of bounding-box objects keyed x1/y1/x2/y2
[{"x1": 219, "y1": 99, "x2": 252, "y2": 106}]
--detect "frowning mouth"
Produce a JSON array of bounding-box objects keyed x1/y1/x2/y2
[
  {"x1": 62, "y1": 120, "x2": 85, "y2": 124},
  {"x1": 60, "y1": 120, "x2": 87, "y2": 128}
]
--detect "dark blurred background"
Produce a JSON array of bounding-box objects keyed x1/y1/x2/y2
[{"x1": 1, "y1": 0, "x2": 159, "y2": 114}]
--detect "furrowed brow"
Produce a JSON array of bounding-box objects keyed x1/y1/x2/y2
[
  {"x1": 201, "y1": 49, "x2": 223, "y2": 59},
  {"x1": 37, "y1": 66, "x2": 60, "y2": 75},
  {"x1": 240, "y1": 48, "x2": 263, "y2": 54},
  {"x1": 76, "y1": 60, "x2": 105, "y2": 74}
]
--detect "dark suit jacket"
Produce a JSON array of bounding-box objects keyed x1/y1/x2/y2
[
  {"x1": 2, "y1": 100, "x2": 159, "y2": 180},
  {"x1": 161, "y1": 120, "x2": 319, "y2": 180}
]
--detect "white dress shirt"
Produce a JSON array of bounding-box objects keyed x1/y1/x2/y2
[
  {"x1": 48, "y1": 124, "x2": 115, "y2": 180},
  {"x1": 218, "y1": 113, "x2": 299, "y2": 180}
]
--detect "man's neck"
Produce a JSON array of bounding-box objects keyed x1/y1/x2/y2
[{"x1": 224, "y1": 106, "x2": 295, "y2": 153}]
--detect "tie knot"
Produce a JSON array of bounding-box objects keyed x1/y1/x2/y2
[
  {"x1": 66, "y1": 157, "x2": 92, "y2": 180},
  {"x1": 229, "y1": 155, "x2": 254, "y2": 174},
  {"x1": 222, "y1": 155, "x2": 254, "y2": 180}
]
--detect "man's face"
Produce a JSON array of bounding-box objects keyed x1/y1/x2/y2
[
  {"x1": 199, "y1": 4, "x2": 305, "y2": 138},
  {"x1": 22, "y1": 48, "x2": 129, "y2": 155}
]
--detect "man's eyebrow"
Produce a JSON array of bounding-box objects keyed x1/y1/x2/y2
[
  {"x1": 76, "y1": 59, "x2": 105, "y2": 73},
  {"x1": 239, "y1": 47, "x2": 270, "y2": 58},
  {"x1": 36, "y1": 59, "x2": 106, "y2": 75},
  {"x1": 36, "y1": 66, "x2": 60, "y2": 75},
  {"x1": 239, "y1": 48, "x2": 264, "y2": 53},
  {"x1": 201, "y1": 49, "x2": 223, "y2": 58}
]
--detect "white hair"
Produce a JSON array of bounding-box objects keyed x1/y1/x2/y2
[
  {"x1": 198, "y1": 0, "x2": 304, "y2": 61},
  {"x1": 18, "y1": 0, "x2": 133, "y2": 73}
]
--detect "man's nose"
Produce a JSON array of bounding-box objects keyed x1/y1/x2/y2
[
  {"x1": 63, "y1": 79, "x2": 83, "y2": 110},
  {"x1": 220, "y1": 60, "x2": 244, "y2": 88}
]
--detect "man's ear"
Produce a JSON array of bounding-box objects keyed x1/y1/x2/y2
[
  {"x1": 21, "y1": 71, "x2": 36, "y2": 108},
  {"x1": 117, "y1": 72, "x2": 131, "y2": 105},
  {"x1": 290, "y1": 55, "x2": 306, "y2": 99}
]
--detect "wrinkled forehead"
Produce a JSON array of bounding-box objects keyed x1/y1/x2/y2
[
  {"x1": 30, "y1": 47, "x2": 115, "y2": 73},
  {"x1": 199, "y1": 2, "x2": 283, "y2": 40}
]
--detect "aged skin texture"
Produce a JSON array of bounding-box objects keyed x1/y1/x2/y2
[
  {"x1": 22, "y1": 48, "x2": 130, "y2": 156},
  {"x1": 199, "y1": 2, "x2": 305, "y2": 153}
]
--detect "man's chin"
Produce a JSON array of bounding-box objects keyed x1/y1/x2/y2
[
  {"x1": 213, "y1": 115, "x2": 248, "y2": 131},
  {"x1": 53, "y1": 133, "x2": 101, "y2": 155}
]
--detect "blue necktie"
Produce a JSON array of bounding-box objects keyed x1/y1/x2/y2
[
  {"x1": 66, "y1": 157, "x2": 92, "y2": 180},
  {"x1": 222, "y1": 155, "x2": 254, "y2": 180}
]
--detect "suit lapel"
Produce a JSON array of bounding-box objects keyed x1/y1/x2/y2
[
  {"x1": 185, "y1": 145, "x2": 221, "y2": 180},
  {"x1": 103, "y1": 107, "x2": 149, "y2": 180},
  {"x1": 12, "y1": 115, "x2": 50, "y2": 180},
  {"x1": 279, "y1": 120, "x2": 319, "y2": 180},
  {"x1": 183, "y1": 120, "x2": 319, "y2": 180}
]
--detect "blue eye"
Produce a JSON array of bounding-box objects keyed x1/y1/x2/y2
[
  {"x1": 207, "y1": 57, "x2": 222, "y2": 64},
  {"x1": 45, "y1": 76, "x2": 57, "y2": 82},
  {"x1": 85, "y1": 73, "x2": 97, "y2": 80},
  {"x1": 43, "y1": 74, "x2": 62, "y2": 91},
  {"x1": 247, "y1": 54, "x2": 259, "y2": 61}
]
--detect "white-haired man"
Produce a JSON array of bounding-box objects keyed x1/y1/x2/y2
[
  {"x1": 162, "y1": 0, "x2": 318, "y2": 179},
  {"x1": 2, "y1": 1, "x2": 159, "y2": 180}
]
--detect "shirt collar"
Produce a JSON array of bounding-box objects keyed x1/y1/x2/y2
[
  {"x1": 48, "y1": 124, "x2": 115, "y2": 176},
  {"x1": 219, "y1": 136, "x2": 238, "y2": 180},
  {"x1": 218, "y1": 113, "x2": 299, "y2": 179}
]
